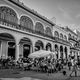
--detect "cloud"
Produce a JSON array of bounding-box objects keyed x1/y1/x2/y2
[
  {"x1": 68, "y1": 24, "x2": 80, "y2": 30},
  {"x1": 58, "y1": 7, "x2": 72, "y2": 20},
  {"x1": 76, "y1": 14, "x2": 80, "y2": 18},
  {"x1": 69, "y1": 24, "x2": 75, "y2": 28}
]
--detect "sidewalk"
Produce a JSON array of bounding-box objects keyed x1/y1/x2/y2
[
  {"x1": 0, "y1": 77, "x2": 42, "y2": 80},
  {"x1": 0, "y1": 69, "x2": 79, "y2": 80}
]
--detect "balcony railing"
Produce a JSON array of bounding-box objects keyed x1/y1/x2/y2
[
  {"x1": 0, "y1": 18, "x2": 20, "y2": 29},
  {"x1": 0, "y1": 18, "x2": 55, "y2": 40},
  {"x1": 0, "y1": 18, "x2": 70, "y2": 44},
  {"x1": 54, "y1": 37, "x2": 70, "y2": 45},
  {"x1": 68, "y1": 37, "x2": 77, "y2": 42}
]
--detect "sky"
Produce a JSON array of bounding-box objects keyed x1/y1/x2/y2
[{"x1": 22, "y1": 0, "x2": 80, "y2": 31}]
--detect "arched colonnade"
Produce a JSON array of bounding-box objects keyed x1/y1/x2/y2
[{"x1": 0, "y1": 32, "x2": 68, "y2": 60}]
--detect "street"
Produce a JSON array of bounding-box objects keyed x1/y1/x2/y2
[{"x1": 0, "y1": 68, "x2": 80, "y2": 80}]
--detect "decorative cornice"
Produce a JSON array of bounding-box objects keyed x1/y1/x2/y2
[
  {"x1": 70, "y1": 47, "x2": 80, "y2": 51},
  {"x1": 64, "y1": 27, "x2": 78, "y2": 36}
]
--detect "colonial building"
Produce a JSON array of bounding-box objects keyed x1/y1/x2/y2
[
  {"x1": 52, "y1": 25, "x2": 70, "y2": 59},
  {"x1": 62, "y1": 27, "x2": 80, "y2": 59},
  {"x1": 0, "y1": 0, "x2": 77, "y2": 60}
]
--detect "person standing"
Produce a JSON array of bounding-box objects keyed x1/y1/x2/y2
[
  {"x1": 68, "y1": 59, "x2": 72, "y2": 70},
  {"x1": 70, "y1": 59, "x2": 78, "y2": 77}
]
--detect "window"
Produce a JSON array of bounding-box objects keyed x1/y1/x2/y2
[
  {"x1": 35, "y1": 22, "x2": 44, "y2": 34},
  {"x1": 60, "y1": 33, "x2": 63, "y2": 39},
  {"x1": 45, "y1": 27, "x2": 52, "y2": 36},
  {"x1": 0, "y1": 6, "x2": 18, "y2": 24},
  {"x1": 20, "y1": 16, "x2": 33, "y2": 30},
  {"x1": 54, "y1": 31, "x2": 59, "y2": 38}
]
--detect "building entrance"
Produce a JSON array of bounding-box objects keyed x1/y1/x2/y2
[
  {"x1": 8, "y1": 42, "x2": 15, "y2": 59},
  {"x1": 23, "y1": 44, "x2": 30, "y2": 58}
]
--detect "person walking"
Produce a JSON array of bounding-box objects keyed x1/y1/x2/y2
[
  {"x1": 70, "y1": 59, "x2": 78, "y2": 77},
  {"x1": 68, "y1": 59, "x2": 72, "y2": 70}
]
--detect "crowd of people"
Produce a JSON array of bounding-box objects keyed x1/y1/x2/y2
[{"x1": 0, "y1": 55, "x2": 80, "y2": 76}]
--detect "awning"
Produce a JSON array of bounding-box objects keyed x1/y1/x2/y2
[{"x1": 28, "y1": 50, "x2": 56, "y2": 58}]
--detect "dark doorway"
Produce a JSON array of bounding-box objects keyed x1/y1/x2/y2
[
  {"x1": 23, "y1": 44, "x2": 30, "y2": 58},
  {"x1": 8, "y1": 42, "x2": 15, "y2": 59},
  {"x1": 55, "y1": 44, "x2": 58, "y2": 59},
  {"x1": 35, "y1": 40, "x2": 44, "y2": 51},
  {"x1": 60, "y1": 46, "x2": 63, "y2": 59},
  {"x1": 35, "y1": 46, "x2": 40, "y2": 51},
  {"x1": 46, "y1": 43, "x2": 52, "y2": 51},
  {"x1": 64, "y1": 47, "x2": 67, "y2": 59}
]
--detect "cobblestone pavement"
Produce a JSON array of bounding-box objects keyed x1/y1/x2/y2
[
  {"x1": 0, "y1": 77, "x2": 42, "y2": 80},
  {"x1": 0, "y1": 69, "x2": 80, "y2": 80}
]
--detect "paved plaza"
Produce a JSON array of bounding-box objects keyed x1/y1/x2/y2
[{"x1": 0, "y1": 69, "x2": 80, "y2": 80}]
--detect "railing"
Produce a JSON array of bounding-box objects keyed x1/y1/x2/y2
[
  {"x1": 0, "y1": 18, "x2": 20, "y2": 29},
  {"x1": 0, "y1": 18, "x2": 70, "y2": 44},
  {"x1": 0, "y1": 18, "x2": 55, "y2": 40},
  {"x1": 53, "y1": 37, "x2": 70, "y2": 45},
  {"x1": 68, "y1": 37, "x2": 77, "y2": 42}
]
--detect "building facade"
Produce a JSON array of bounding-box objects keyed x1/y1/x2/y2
[
  {"x1": 63, "y1": 27, "x2": 80, "y2": 59},
  {"x1": 0, "y1": 0, "x2": 78, "y2": 60}
]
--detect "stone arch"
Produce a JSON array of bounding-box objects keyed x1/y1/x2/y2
[
  {"x1": 64, "y1": 35, "x2": 67, "y2": 41},
  {"x1": 35, "y1": 22, "x2": 44, "y2": 34},
  {"x1": 19, "y1": 37, "x2": 32, "y2": 58},
  {"x1": 68, "y1": 33, "x2": 71, "y2": 38},
  {"x1": 20, "y1": 15, "x2": 33, "y2": 30},
  {"x1": 35, "y1": 40, "x2": 44, "y2": 51},
  {"x1": 55, "y1": 44, "x2": 58, "y2": 51},
  {"x1": 0, "y1": 6, "x2": 18, "y2": 24},
  {"x1": 45, "y1": 27, "x2": 52, "y2": 36},
  {"x1": 54, "y1": 31, "x2": 59, "y2": 38},
  {"x1": 60, "y1": 33, "x2": 63, "y2": 39},
  {"x1": 60, "y1": 45, "x2": 63, "y2": 59},
  {"x1": 0, "y1": 33, "x2": 16, "y2": 59},
  {"x1": 46, "y1": 43, "x2": 52, "y2": 51},
  {"x1": 0, "y1": 33, "x2": 16, "y2": 42},
  {"x1": 64, "y1": 47, "x2": 67, "y2": 59}
]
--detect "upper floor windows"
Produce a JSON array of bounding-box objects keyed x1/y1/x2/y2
[
  {"x1": 45, "y1": 27, "x2": 52, "y2": 36},
  {"x1": 68, "y1": 33, "x2": 71, "y2": 38},
  {"x1": 0, "y1": 6, "x2": 18, "y2": 24},
  {"x1": 60, "y1": 33, "x2": 63, "y2": 39},
  {"x1": 20, "y1": 16, "x2": 33, "y2": 30},
  {"x1": 35, "y1": 22, "x2": 44, "y2": 34},
  {"x1": 54, "y1": 31, "x2": 59, "y2": 38},
  {"x1": 64, "y1": 35, "x2": 67, "y2": 41}
]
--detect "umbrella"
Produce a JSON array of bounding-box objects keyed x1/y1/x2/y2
[{"x1": 28, "y1": 50, "x2": 55, "y2": 58}]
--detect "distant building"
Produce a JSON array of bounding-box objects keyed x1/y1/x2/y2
[{"x1": 63, "y1": 27, "x2": 80, "y2": 59}]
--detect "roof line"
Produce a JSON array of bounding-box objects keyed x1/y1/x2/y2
[{"x1": 8, "y1": 0, "x2": 55, "y2": 26}]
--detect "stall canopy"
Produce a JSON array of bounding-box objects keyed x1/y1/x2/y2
[{"x1": 28, "y1": 50, "x2": 56, "y2": 58}]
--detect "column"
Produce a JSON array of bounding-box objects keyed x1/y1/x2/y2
[
  {"x1": 58, "y1": 50, "x2": 60, "y2": 59},
  {"x1": 52, "y1": 44, "x2": 55, "y2": 52},
  {"x1": 15, "y1": 41, "x2": 20, "y2": 60},
  {"x1": 32, "y1": 42, "x2": 36, "y2": 52},
  {"x1": 67, "y1": 46, "x2": 70, "y2": 58},
  {"x1": 1, "y1": 41, "x2": 8, "y2": 59},
  {"x1": 30, "y1": 45, "x2": 33, "y2": 53},
  {"x1": 58, "y1": 46, "x2": 60, "y2": 59},
  {"x1": 44, "y1": 43, "x2": 46, "y2": 50},
  {"x1": 19, "y1": 43, "x2": 23, "y2": 57},
  {"x1": 0, "y1": 41, "x2": 1, "y2": 58}
]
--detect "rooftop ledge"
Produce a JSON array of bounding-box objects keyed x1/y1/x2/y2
[{"x1": 7, "y1": 0, "x2": 55, "y2": 26}]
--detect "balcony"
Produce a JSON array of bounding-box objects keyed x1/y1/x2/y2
[
  {"x1": 0, "y1": 18, "x2": 19, "y2": 29},
  {"x1": 0, "y1": 18, "x2": 55, "y2": 40},
  {"x1": 54, "y1": 37, "x2": 70, "y2": 45},
  {"x1": 68, "y1": 36, "x2": 77, "y2": 42}
]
